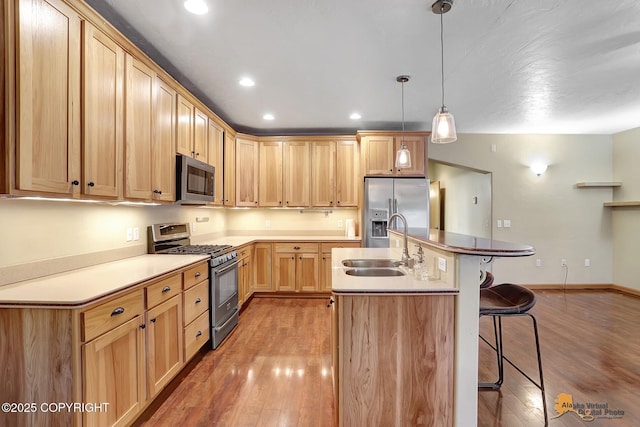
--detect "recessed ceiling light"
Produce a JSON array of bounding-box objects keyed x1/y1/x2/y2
[
  {"x1": 263, "y1": 113, "x2": 275, "y2": 121},
  {"x1": 350, "y1": 113, "x2": 362, "y2": 120},
  {"x1": 184, "y1": 0, "x2": 208, "y2": 15},
  {"x1": 239, "y1": 77, "x2": 255, "y2": 87}
]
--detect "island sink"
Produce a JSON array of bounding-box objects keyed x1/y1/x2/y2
[
  {"x1": 341, "y1": 259, "x2": 402, "y2": 268},
  {"x1": 344, "y1": 267, "x2": 405, "y2": 277}
]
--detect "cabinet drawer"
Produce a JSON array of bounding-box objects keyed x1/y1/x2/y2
[
  {"x1": 146, "y1": 274, "x2": 181, "y2": 309},
  {"x1": 184, "y1": 310, "x2": 210, "y2": 361},
  {"x1": 183, "y1": 280, "x2": 209, "y2": 325},
  {"x1": 236, "y1": 244, "x2": 252, "y2": 259},
  {"x1": 321, "y1": 241, "x2": 361, "y2": 253},
  {"x1": 183, "y1": 262, "x2": 209, "y2": 290},
  {"x1": 83, "y1": 289, "x2": 144, "y2": 342},
  {"x1": 274, "y1": 242, "x2": 318, "y2": 253}
]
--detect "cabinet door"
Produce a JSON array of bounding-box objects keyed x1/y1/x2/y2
[
  {"x1": 16, "y1": 0, "x2": 81, "y2": 195},
  {"x1": 235, "y1": 138, "x2": 259, "y2": 207},
  {"x1": 336, "y1": 139, "x2": 359, "y2": 207},
  {"x1": 297, "y1": 253, "x2": 319, "y2": 292},
  {"x1": 238, "y1": 261, "x2": 246, "y2": 307},
  {"x1": 193, "y1": 107, "x2": 208, "y2": 161},
  {"x1": 283, "y1": 141, "x2": 310, "y2": 207},
  {"x1": 83, "y1": 316, "x2": 145, "y2": 427},
  {"x1": 124, "y1": 55, "x2": 153, "y2": 200},
  {"x1": 321, "y1": 253, "x2": 332, "y2": 291},
  {"x1": 395, "y1": 136, "x2": 426, "y2": 176},
  {"x1": 176, "y1": 94, "x2": 194, "y2": 157},
  {"x1": 208, "y1": 120, "x2": 224, "y2": 205},
  {"x1": 259, "y1": 141, "x2": 283, "y2": 207},
  {"x1": 83, "y1": 22, "x2": 124, "y2": 198},
  {"x1": 146, "y1": 295, "x2": 184, "y2": 397},
  {"x1": 243, "y1": 255, "x2": 253, "y2": 301},
  {"x1": 254, "y1": 243, "x2": 273, "y2": 292},
  {"x1": 363, "y1": 136, "x2": 394, "y2": 175},
  {"x1": 153, "y1": 78, "x2": 177, "y2": 201},
  {"x1": 274, "y1": 253, "x2": 296, "y2": 291},
  {"x1": 223, "y1": 133, "x2": 236, "y2": 206},
  {"x1": 311, "y1": 141, "x2": 336, "y2": 207}
]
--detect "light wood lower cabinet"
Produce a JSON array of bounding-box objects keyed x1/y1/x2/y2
[
  {"x1": 0, "y1": 261, "x2": 210, "y2": 427},
  {"x1": 253, "y1": 243, "x2": 273, "y2": 292},
  {"x1": 320, "y1": 242, "x2": 361, "y2": 291},
  {"x1": 332, "y1": 293, "x2": 454, "y2": 426},
  {"x1": 237, "y1": 244, "x2": 254, "y2": 307},
  {"x1": 273, "y1": 243, "x2": 319, "y2": 292}
]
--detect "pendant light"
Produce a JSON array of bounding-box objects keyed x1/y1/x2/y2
[
  {"x1": 395, "y1": 75, "x2": 412, "y2": 169},
  {"x1": 431, "y1": 0, "x2": 457, "y2": 144}
]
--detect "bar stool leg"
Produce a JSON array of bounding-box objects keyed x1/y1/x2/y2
[
  {"x1": 528, "y1": 313, "x2": 548, "y2": 426},
  {"x1": 479, "y1": 315, "x2": 504, "y2": 390}
]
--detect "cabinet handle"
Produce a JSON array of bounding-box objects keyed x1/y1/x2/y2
[
  {"x1": 337, "y1": 201, "x2": 341, "y2": 204},
  {"x1": 195, "y1": 152, "x2": 200, "y2": 157},
  {"x1": 293, "y1": 246, "x2": 301, "y2": 250},
  {"x1": 195, "y1": 298, "x2": 202, "y2": 304},
  {"x1": 111, "y1": 307, "x2": 125, "y2": 316},
  {"x1": 195, "y1": 272, "x2": 201, "y2": 278},
  {"x1": 196, "y1": 330, "x2": 202, "y2": 337},
  {"x1": 191, "y1": 150, "x2": 195, "y2": 156},
  {"x1": 255, "y1": 201, "x2": 258, "y2": 204},
  {"x1": 299, "y1": 256, "x2": 302, "y2": 260},
  {"x1": 291, "y1": 256, "x2": 294, "y2": 260},
  {"x1": 87, "y1": 181, "x2": 95, "y2": 187},
  {"x1": 71, "y1": 180, "x2": 79, "y2": 186},
  {"x1": 327, "y1": 298, "x2": 334, "y2": 307},
  {"x1": 162, "y1": 286, "x2": 171, "y2": 293},
  {"x1": 140, "y1": 324, "x2": 146, "y2": 329},
  {"x1": 150, "y1": 318, "x2": 156, "y2": 323},
  {"x1": 330, "y1": 201, "x2": 333, "y2": 205},
  {"x1": 279, "y1": 201, "x2": 282, "y2": 205},
  {"x1": 154, "y1": 189, "x2": 162, "y2": 194},
  {"x1": 389, "y1": 169, "x2": 393, "y2": 172}
]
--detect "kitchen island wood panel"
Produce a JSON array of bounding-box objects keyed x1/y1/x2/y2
[{"x1": 336, "y1": 294, "x2": 454, "y2": 426}]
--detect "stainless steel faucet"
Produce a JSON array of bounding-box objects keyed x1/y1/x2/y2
[{"x1": 388, "y1": 213, "x2": 410, "y2": 265}]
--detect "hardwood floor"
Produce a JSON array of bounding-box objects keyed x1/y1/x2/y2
[{"x1": 139, "y1": 291, "x2": 640, "y2": 426}]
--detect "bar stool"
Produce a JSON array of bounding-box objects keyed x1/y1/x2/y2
[
  {"x1": 478, "y1": 283, "x2": 548, "y2": 425},
  {"x1": 479, "y1": 271, "x2": 494, "y2": 288}
]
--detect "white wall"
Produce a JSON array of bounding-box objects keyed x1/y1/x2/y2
[
  {"x1": 428, "y1": 161, "x2": 492, "y2": 239},
  {"x1": 612, "y1": 127, "x2": 640, "y2": 291},
  {"x1": 429, "y1": 133, "x2": 614, "y2": 286}
]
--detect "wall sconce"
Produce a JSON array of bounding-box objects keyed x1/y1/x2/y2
[{"x1": 530, "y1": 162, "x2": 548, "y2": 176}]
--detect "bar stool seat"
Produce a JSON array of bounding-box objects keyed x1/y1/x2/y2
[
  {"x1": 479, "y1": 283, "x2": 548, "y2": 425},
  {"x1": 479, "y1": 271, "x2": 494, "y2": 289}
]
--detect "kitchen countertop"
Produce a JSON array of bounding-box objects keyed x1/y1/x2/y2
[
  {"x1": 0, "y1": 254, "x2": 209, "y2": 308},
  {"x1": 388, "y1": 228, "x2": 535, "y2": 257},
  {"x1": 331, "y1": 248, "x2": 458, "y2": 294}
]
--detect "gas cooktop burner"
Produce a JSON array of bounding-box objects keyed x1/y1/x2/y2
[{"x1": 164, "y1": 244, "x2": 232, "y2": 255}]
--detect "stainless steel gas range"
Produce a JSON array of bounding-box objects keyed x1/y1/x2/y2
[{"x1": 148, "y1": 223, "x2": 239, "y2": 349}]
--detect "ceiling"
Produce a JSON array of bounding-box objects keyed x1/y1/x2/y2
[{"x1": 86, "y1": 0, "x2": 640, "y2": 136}]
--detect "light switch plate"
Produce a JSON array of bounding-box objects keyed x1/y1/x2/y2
[
  {"x1": 503, "y1": 219, "x2": 511, "y2": 228},
  {"x1": 438, "y1": 257, "x2": 447, "y2": 272},
  {"x1": 126, "y1": 227, "x2": 133, "y2": 242},
  {"x1": 133, "y1": 227, "x2": 140, "y2": 241}
]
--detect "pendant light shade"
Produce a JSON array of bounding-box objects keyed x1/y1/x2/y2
[
  {"x1": 395, "y1": 75, "x2": 412, "y2": 169},
  {"x1": 430, "y1": 0, "x2": 457, "y2": 144}
]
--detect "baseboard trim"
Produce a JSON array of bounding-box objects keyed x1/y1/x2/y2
[{"x1": 524, "y1": 283, "x2": 640, "y2": 298}]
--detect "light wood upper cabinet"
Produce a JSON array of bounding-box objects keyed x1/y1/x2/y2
[
  {"x1": 359, "y1": 132, "x2": 428, "y2": 177},
  {"x1": 208, "y1": 120, "x2": 224, "y2": 205},
  {"x1": 259, "y1": 141, "x2": 283, "y2": 207},
  {"x1": 193, "y1": 107, "x2": 208, "y2": 161},
  {"x1": 83, "y1": 315, "x2": 145, "y2": 427},
  {"x1": 124, "y1": 55, "x2": 153, "y2": 200},
  {"x1": 311, "y1": 141, "x2": 336, "y2": 207},
  {"x1": 16, "y1": 0, "x2": 81, "y2": 195},
  {"x1": 336, "y1": 139, "x2": 359, "y2": 207},
  {"x1": 83, "y1": 22, "x2": 124, "y2": 198},
  {"x1": 152, "y1": 78, "x2": 177, "y2": 202},
  {"x1": 235, "y1": 137, "x2": 259, "y2": 207},
  {"x1": 223, "y1": 133, "x2": 236, "y2": 206},
  {"x1": 283, "y1": 141, "x2": 311, "y2": 207},
  {"x1": 176, "y1": 94, "x2": 194, "y2": 157}
]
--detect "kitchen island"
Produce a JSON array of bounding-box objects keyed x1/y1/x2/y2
[{"x1": 331, "y1": 232, "x2": 534, "y2": 427}]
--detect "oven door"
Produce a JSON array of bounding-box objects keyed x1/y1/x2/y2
[{"x1": 211, "y1": 258, "x2": 239, "y2": 326}]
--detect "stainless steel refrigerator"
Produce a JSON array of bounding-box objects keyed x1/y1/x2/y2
[{"x1": 363, "y1": 177, "x2": 430, "y2": 248}]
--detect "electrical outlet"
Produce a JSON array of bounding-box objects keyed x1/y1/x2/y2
[
  {"x1": 584, "y1": 258, "x2": 590, "y2": 267},
  {"x1": 438, "y1": 257, "x2": 447, "y2": 272},
  {"x1": 497, "y1": 220, "x2": 502, "y2": 228},
  {"x1": 337, "y1": 219, "x2": 344, "y2": 228},
  {"x1": 561, "y1": 259, "x2": 567, "y2": 267},
  {"x1": 133, "y1": 227, "x2": 140, "y2": 241},
  {"x1": 491, "y1": 144, "x2": 497, "y2": 152},
  {"x1": 395, "y1": 239, "x2": 400, "y2": 248},
  {"x1": 126, "y1": 227, "x2": 133, "y2": 242},
  {"x1": 535, "y1": 259, "x2": 541, "y2": 267},
  {"x1": 265, "y1": 220, "x2": 271, "y2": 228}
]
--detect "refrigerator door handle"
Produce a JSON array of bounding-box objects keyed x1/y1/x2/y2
[
  {"x1": 394, "y1": 198, "x2": 398, "y2": 215},
  {"x1": 388, "y1": 198, "x2": 394, "y2": 228}
]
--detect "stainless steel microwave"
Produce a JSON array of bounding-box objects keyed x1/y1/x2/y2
[{"x1": 176, "y1": 155, "x2": 215, "y2": 204}]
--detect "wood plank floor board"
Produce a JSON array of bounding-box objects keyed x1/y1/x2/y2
[{"x1": 138, "y1": 291, "x2": 639, "y2": 426}]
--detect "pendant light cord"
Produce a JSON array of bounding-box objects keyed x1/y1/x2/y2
[
  {"x1": 440, "y1": 5, "x2": 445, "y2": 108},
  {"x1": 401, "y1": 79, "x2": 405, "y2": 145}
]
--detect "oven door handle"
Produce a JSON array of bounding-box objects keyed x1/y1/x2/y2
[
  {"x1": 215, "y1": 259, "x2": 240, "y2": 275},
  {"x1": 215, "y1": 310, "x2": 239, "y2": 331}
]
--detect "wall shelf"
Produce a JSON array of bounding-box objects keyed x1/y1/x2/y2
[
  {"x1": 576, "y1": 182, "x2": 622, "y2": 188},
  {"x1": 603, "y1": 201, "x2": 640, "y2": 207}
]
